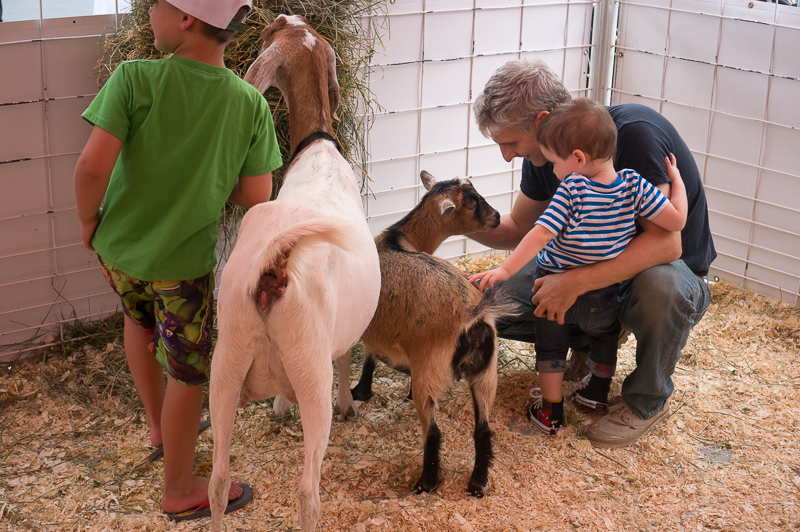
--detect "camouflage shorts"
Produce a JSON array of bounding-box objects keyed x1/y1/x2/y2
[{"x1": 98, "y1": 256, "x2": 214, "y2": 386}]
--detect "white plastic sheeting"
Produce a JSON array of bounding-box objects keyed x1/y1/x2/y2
[
  {"x1": 612, "y1": 0, "x2": 800, "y2": 305},
  {"x1": 362, "y1": 0, "x2": 593, "y2": 259}
]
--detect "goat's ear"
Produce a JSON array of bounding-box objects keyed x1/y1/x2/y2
[
  {"x1": 243, "y1": 41, "x2": 285, "y2": 93},
  {"x1": 326, "y1": 45, "x2": 340, "y2": 118},
  {"x1": 440, "y1": 198, "x2": 456, "y2": 216},
  {"x1": 420, "y1": 170, "x2": 437, "y2": 190},
  {"x1": 261, "y1": 15, "x2": 287, "y2": 43}
]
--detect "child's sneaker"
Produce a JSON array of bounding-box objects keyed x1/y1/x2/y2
[
  {"x1": 526, "y1": 389, "x2": 564, "y2": 435},
  {"x1": 571, "y1": 373, "x2": 611, "y2": 411}
]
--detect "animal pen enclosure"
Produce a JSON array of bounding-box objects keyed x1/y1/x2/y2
[
  {"x1": 1, "y1": 0, "x2": 799, "y2": 360},
  {"x1": 0, "y1": 0, "x2": 799, "y2": 530}
]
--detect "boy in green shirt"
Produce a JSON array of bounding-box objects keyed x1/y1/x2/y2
[{"x1": 74, "y1": 0, "x2": 282, "y2": 520}]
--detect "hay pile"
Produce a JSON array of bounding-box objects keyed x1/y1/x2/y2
[{"x1": 1, "y1": 257, "x2": 798, "y2": 531}]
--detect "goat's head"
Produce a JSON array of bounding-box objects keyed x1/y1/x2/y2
[
  {"x1": 419, "y1": 170, "x2": 500, "y2": 235},
  {"x1": 243, "y1": 14, "x2": 340, "y2": 117}
]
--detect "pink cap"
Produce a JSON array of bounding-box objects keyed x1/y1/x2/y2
[{"x1": 167, "y1": 0, "x2": 252, "y2": 31}]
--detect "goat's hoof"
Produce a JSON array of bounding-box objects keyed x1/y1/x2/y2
[
  {"x1": 467, "y1": 480, "x2": 488, "y2": 498},
  {"x1": 350, "y1": 388, "x2": 373, "y2": 402},
  {"x1": 413, "y1": 477, "x2": 440, "y2": 494},
  {"x1": 334, "y1": 405, "x2": 358, "y2": 422}
]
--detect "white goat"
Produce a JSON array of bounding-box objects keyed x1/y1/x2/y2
[{"x1": 208, "y1": 15, "x2": 380, "y2": 532}]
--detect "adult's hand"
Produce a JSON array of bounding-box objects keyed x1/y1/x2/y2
[
  {"x1": 531, "y1": 270, "x2": 581, "y2": 324},
  {"x1": 467, "y1": 194, "x2": 547, "y2": 250}
]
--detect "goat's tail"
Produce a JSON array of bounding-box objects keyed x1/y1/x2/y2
[
  {"x1": 248, "y1": 219, "x2": 356, "y2": 314},
  {"x1": 469, "y1": 285, "x2": 523, "y2": 328},
  {"x1": 451, "y1": 284, "x2": 522, "y2": 388}
]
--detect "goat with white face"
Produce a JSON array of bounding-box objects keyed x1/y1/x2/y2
[
  {"x1": 352, "y1": 170, "x2": 520, "y2": 497},
  {"x1": 207, "y1": 15, "x2": 380, "y2": 532}
]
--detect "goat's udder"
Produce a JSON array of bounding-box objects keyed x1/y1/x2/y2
[{"x1": 238, "y1": 390, "x2": 250, "y2": 408}]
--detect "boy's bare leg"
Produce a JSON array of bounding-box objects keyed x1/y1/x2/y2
[
  {"x1": 124, "y1": 316, "x2": 243, "y2": 511},
  {"x1": 160, "y1": 376, "x2": 205, "y2": 512},
  {"x1": 160, "y1": 374, "x2": 244, "y2": 513},
  {"x1": 539, "y1": 372, "x2": 564, "y2": 402},
  {"x1": 124, "y1": 315, "x2": 165, "y2": 447}
]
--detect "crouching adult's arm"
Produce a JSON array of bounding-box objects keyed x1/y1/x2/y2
[{"x1": 468, "y1": 193, "x2": 547, "y2": 250}]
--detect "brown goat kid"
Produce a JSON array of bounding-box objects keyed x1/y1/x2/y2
[{"x1": 351, "y1": 170, "x2": 520, "y2": 497}]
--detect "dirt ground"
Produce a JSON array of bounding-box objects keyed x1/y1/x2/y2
[{"x1": 1, "y1": 278, "x2": 799, "y2": 531}]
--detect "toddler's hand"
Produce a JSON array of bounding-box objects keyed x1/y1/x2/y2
[
  {"x1": 468, "y1": 267, "x2": 510, "y2": 291},
  {"x1": 665, "y1": 153, "x2": 682, "y2": 185}
]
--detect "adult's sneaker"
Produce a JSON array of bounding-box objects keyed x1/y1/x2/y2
[
  {"x1": 571, "y1": 374, "x2": 611, "y2": 411},
  {"x1": 584, "y1": 397, "x2": 670, "y2": 448}
]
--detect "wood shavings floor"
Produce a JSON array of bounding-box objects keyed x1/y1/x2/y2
[{"x1": 1, "y1": 279, "x2": 798, "y2": 531}]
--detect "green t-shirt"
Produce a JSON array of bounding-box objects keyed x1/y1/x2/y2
[{"x1": 82, "y1": 55, "x2": 282, "y2": 281}]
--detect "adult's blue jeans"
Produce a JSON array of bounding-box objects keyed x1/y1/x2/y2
[
  {"x1": 534, "y1": 269, "x2": 620, "y2": 379},
  {"x1": 495, "y1": 259, "x2": 711, "y2": 419}
]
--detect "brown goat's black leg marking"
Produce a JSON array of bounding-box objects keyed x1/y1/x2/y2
[
  {"x1": 415, "y1": 420, "x2": 442, "y2": 494},
  {"x1": 351, "y1": 354, "x2": 376, "y2": 401},
  {"x1": 253, "y1": 252, "x2": 289, "y2": 313},
  {"x1": 456, "y1": 321, "x2": 497, "y2": 497},
  {"x1": 467, "y1": 398, "x2": 494, "y2": 497}
]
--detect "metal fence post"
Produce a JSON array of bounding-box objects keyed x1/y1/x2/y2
[{"x1": 589, "y1": 0, "x2": 617, "y2": 105}]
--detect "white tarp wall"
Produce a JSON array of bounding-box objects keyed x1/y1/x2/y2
[
  {"x1": 1, "y1": 0, "x2": 799, "y2": 361},
  {"x1": 0, "y1": 13, "x2": 130, "y2": 361},
  {"x1": 611, "y1": 0, "x2": 800, "y2": 305},
  {"x1": 363, "y1": 0, "x2": 594, "y2": 260}
]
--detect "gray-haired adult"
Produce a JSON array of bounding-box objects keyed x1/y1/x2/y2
[{"x1": 470, "y1": 58, "x2": 715, "y2": 448}]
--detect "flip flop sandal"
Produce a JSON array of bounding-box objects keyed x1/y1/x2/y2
[
  {"x1": 165, "y1": 482, "x2": 253, "y2": 522},
  {"x1": 134, "y1": 419, "x2": 211, "y2": 469}
]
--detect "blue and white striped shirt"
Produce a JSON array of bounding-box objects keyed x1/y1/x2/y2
[{"x1": 535, "y1": 169, "x2": 668, "y2": 273}]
